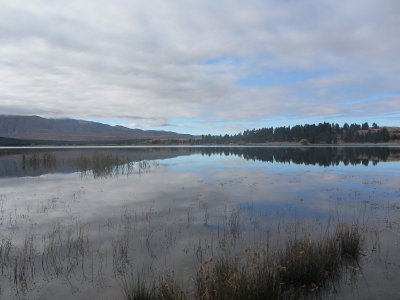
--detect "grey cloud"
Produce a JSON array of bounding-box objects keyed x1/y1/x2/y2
[
  {"x1": 157, "y1": 123, "x2": 176, "y2": 127},
  {"x1": 0, "y1": 0, "x2": 399, "y2": 128}
]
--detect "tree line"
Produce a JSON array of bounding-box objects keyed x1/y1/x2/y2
[{"x1": 201, "y1": 122, "x2": 391, "y2": 144}]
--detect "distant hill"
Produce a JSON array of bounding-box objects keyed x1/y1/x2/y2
[{"x1": 0, "y1": 115, "x2": 192, "y2": 142}]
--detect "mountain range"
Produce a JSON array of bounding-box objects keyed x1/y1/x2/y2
[{"x1": 0, "y1": 115, "x2": 192, "y2": 142}]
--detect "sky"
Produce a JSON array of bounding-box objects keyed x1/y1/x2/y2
[{"x1": 0, "y1": 0, "x2": 399, "y2": 135}]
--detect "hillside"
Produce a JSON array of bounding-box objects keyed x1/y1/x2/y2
[{"x1": 0, "y1": 115, "x2": 192, "y2": 142}]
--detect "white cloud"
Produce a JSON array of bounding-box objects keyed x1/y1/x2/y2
[{"x1": 0, "y1": 0, "x2": 399, "y2": 130}]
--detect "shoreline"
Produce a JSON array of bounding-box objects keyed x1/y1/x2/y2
[{"x1": 0, "y1": 143, "x2": 400, "y2": 149}]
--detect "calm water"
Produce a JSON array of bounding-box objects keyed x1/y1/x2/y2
[{"x1": 0, "y1": 146, "x2": 400, "y2": 299}]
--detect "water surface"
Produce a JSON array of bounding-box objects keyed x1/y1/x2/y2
[{"x1": 0, "y1": 146, "x2": 399, "y2": 299}]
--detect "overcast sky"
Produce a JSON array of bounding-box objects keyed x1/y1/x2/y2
[{"x1": 1, "y1": 0, "x2": 399, "y2": 134}]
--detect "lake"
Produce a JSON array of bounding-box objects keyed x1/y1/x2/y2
[{"x1": 0, "y1": 146, "x2": 400, "y2": 299}]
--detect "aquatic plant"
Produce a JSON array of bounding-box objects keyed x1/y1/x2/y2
[
  {"x1": 196, "y1": 224, "x2": 362, "y2": 299},
  {"x1": 122, "y1": 272, "x2": 186, "y2": 300}
]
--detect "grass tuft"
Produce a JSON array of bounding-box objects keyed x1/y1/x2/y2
[
  {"x1": 157, "y1": 272, "x2": 187, "y2": 300},
  {"x1": 123, "y1": 272, "x2": 186, "y2": 300},
  {"x1": 123, "y1": 275, "x2": 155, "y2": 300},
  {"x1": 337, "y1": 224, "x2": 362, "y2": 261},
  {"x1": 195, "y1": 224, "x2": 362, "y2": 299},
  {"x1": 278, "y1": 238, "x2": 341, "y2": 292}
]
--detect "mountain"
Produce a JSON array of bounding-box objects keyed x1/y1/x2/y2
[{"x1": 0, "y1": 115, "x2": 192, "y2": 142}]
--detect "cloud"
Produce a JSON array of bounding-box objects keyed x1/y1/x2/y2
[{"x1": 0, "y1": 0, "x2": 399, "y2": 132}]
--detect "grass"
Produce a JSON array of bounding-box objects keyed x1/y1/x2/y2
[
  {"x1": 336, "y1": 224, "x2": 362, "y2": 261},
  {"x1": 21, "y1": 153, "x2": 57, "y2": 170},
  {"x1": 157, "y1": 273, "x2": 187, "y2": 300},
  {"x1": 195, "y1": 255, "x2": 281, "y2": 300},
  {"x1": 123, "y1": 272, "x2": 186, "y2": 300},
  {"x1": 71, "y1": 153, "x2": 153, "y2": 178},
  {"x1": 122, "y1": 224, "x2": 362, "y2": 300},
  {"x1": 278, "y1": 237, "x2": 341, "y2": 294},
  {"x1": 123, "y1": 276, "x2": 155, "y2": 300}
]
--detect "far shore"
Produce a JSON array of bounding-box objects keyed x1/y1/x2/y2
[{"x1": 0, "y1": 142, "x2": 400, "y2": 149}]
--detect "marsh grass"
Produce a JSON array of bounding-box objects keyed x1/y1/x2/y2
[
  {"x1": 122, "y1": 224, "x2": 363, "y2": 300},
  {"x1": 336, "y1": 224, "x2": 362, "y2": 261},
  {"x1": 74, "y1": 153, "x2": 129, "y2": 178},
  {"x1": 195, "y1": 255, "x2": 281, "y2": 300},
  {"x1": 122, "y1": 275, "x2": 155, "y2": 300},
  {"x1": 195, "y1": 224, "x2": 362, "y2": 299},
  {"x1": 122, "y1": 272, "x2": 186, "y2": 300},
  {"x1": 72, "y1": 153, "x2": 155, "y2": 178},
  {"x1": 21, "y1": 153, "x2": 57, "y2": 170},
  {"x1": 278, "y1": 237, "x2": 341, "y2": 294},
  {"x1": 157, "y1": 272, "x2": 187, "y2": 300}
]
